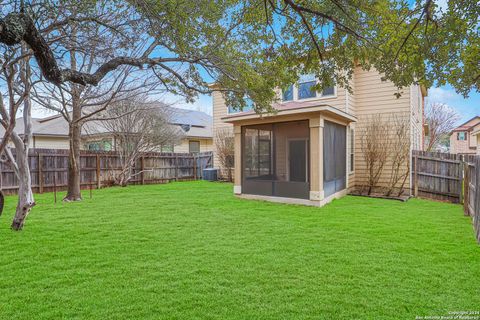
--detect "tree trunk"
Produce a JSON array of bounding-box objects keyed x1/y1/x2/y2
[
  {"x1": 64, "y1": 44, "x2": 84, "y2": 201},
  {"x1": 11, "y1": 158, "x2": 35, "y2": 230},
  {"x1": 64, "y1": 120, "x2": 83, "y2": 201},
  {"x1": 10, "y1": 51, "x2": 35, "y2": 230},
  {"x1": 10, "y1": 135, "x2": 35, "y2": 230}
]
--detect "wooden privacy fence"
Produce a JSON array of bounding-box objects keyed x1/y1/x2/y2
[
  {"x1": 0, "y1": 149, "x2": 213, "y2": 194},
  {"x1": 412, "y1": 150, "x2": 480, "y2": 243},
  {"x1": 463, "y1": 155, "x2": 480, "y2": 243},
  {"x1": 412, "y1": 150, "x2": 464, "y2": 203}
]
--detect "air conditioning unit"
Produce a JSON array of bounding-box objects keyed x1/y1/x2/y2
[{"x1": 202, "y1": 168, "x2": 218, "y2": 181}]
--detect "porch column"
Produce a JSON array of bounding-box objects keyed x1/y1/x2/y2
[
  {"x1": 233, "y1": 124, "x2": 242, "y2": 194},
  {"x1": 309, "y1": 116, "x2": 324, "y2": 201}
]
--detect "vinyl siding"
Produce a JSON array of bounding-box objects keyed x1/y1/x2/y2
[
  {"x1": 212, "y1": 91, "x2": 234, "y2": 170},
  {"x1": 351, "y1": 67, "x2": 412, "y2": 192},
  {"x1": 33, "y1": 136, "x2": 70, "y2": 149}
]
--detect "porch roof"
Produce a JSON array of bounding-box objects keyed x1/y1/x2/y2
[{"x1": 221, "y1": 101, "x2": 357, "y2": 123}]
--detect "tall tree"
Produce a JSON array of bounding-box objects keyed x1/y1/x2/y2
[
  {"x1": 86, "y1": 98, "x2": 183, "y2": 186},
  {"x1": 0, "y1": 42, "x2": 35, "y2": 230},
  {"x1": 424, "y1": 102, "x2": 460, "y2": 151},
  {"x1": 30, "y1": 1, "x2": 157, "y2": 200}
]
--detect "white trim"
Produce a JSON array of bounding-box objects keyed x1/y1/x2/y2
[
  {"x1": 234, "y1": 185, "x2": 242, "y2": 194},
  {"x1": 222, "y1": 105, "x2": 357, "y2": 123},
  {"x1": 345, "y1": 86, "x2": 350, "y2": 114},
  {"x1": 237, "y1": 189, "x2": 347, "y2": 207},
  {"x1": 286, "y1": 138, "x2": 309, "y2": 182}
]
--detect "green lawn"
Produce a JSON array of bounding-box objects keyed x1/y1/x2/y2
[{"x1": 0, "y1": 181, "x2": 478, "y2": 319}]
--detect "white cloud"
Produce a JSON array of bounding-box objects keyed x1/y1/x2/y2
[{"x1": 427, "y1": 87, "x2": 458, "y2": 103}]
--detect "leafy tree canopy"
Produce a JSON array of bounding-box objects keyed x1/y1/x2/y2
[{"x1": 0, "y1": 0, "x2": 478, "y2": 112}]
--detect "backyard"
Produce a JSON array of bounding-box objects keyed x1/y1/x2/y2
[{"x1": 0, "y1": 181, "x2": 479, "y2": 319}]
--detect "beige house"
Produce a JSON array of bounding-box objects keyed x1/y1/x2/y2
[
  {"x1": 4, "y1": 106, "x2": 213, "y2": 153},
  {"x1": 449, "y1": 116, "x2": 480, "y2": 155},
  {"x1": 212, "y1": 67, "x2": 426, "y2": 206}
]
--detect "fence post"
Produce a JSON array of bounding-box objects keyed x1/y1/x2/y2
[
  {"x1": 459, "y1": 157, "x2": 464, "y2": 205},
  {"x1": 141, "y1": 156, "x2": 145, "y2": 185},
  {"x1": 413, "y1": 155, "x2": 418, "y2": 197},
  {"x1": 193, "y1": 154, "x2": 197, "y2": 180},
  {"x1": 464, "y1": 161, "x2": 470, "y2": 216},
  {"x1": 53, "y1": 170, "x2": 57, "y2": 204},
  {"x1": 175, "y1": 156, "x2": 179, "y2": 181},
  {"x1": 96, "y1": 154, "x2": 101, "y2": 189},
  {"x1": 38, "y1": 153, "x2": 43, "y2": 194}
]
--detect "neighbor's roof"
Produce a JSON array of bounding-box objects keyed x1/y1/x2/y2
[
  {"x1": 0, "y1": 115, "x2": 69, "y2": 138},
  {"x1": 451, "y1": 116, "x2": 480, "y2": 133},
  {"x1": 166, "y1": 106, "x2": 212, "y2": 138},
  {"x1": 2, "y1": 104, "x2": 213, "y2": 139},
  {"x1": 471, "y1": 122, "x2": 480, "y2": 136}
]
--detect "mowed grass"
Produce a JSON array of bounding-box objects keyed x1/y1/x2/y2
[{"x1": 0, "y1": 181, "x2": 479, "y2": 319}]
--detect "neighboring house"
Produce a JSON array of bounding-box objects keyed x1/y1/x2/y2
[
  {"x1": 449, "y1": 116, "x2": 480, "y2": 155},
  {"x1": 212, "y1": 67, "x2": 426, "y2": 206},
  {"x1": 83, "y1": 106, "x2": 213, "y2": 153},
  {"x1": 2, "y1": 106, "x2": 213, "y2": 153}
]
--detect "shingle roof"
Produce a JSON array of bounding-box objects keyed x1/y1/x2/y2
[
  {"x1": 451, "y1": 116, "x2": 480, "y2": 132},
  {"x1": 2, "y1": 105, "x2": 212, "y2": 139}
]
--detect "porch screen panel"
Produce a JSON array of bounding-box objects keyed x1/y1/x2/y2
[
  {"x1": 323, "y1": 121, "x2": 346, "y2": 197},
  {"x1": 242, "y1": 125, "x2": 273, "y2": 196},
  {"x1": 241, "y1": 121, "x2": 310, "y2": 199}
]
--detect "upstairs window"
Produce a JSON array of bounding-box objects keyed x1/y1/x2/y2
[
  {"x1": 298, "y1": 74, "x2": 317, "y2": 99},
  {"x1": 282, "y1": 74, "x2": 335, "y2": 102},
  {"x1": 322, "y1": 86, "x2": 335, "y2": 96},
  {"x1": 282, "y1": 85, "x2": 294, "y2": 101},
  {"x1": 457, "y1": 132, "x2": 466, "y2": 141}
]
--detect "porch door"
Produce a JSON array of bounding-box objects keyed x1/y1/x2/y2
[
  {"x1": 323, "y1": 120, "x2": 346, "y2": 197},
  {"x1": 289, "y1": 140, "x2": 307, "y2": 182}
]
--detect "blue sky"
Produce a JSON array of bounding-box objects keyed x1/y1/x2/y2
[{"x1": 426, "y1": 86, "x2": 480, "y2": 124}]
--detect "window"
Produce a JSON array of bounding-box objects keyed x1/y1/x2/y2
[
  {"x1": 458, "y1": 132, "x2": 466, "y2": 141},
  {"x1": 189, "y1": 140, "x2": 200, "y2": 153},
  {"x1": 322, "y1": 86, "x2": 335, "y2": 97},
  {"x1": 298, "y1": 74, "x2": 317, "y2": 99},
  {"x1": 228, "y1": 97, "x2": 254, "y2": 114},
  {"x1": 350, "y1": 128, "x2": 354, "y2": 173},
  {"x1": 86, "y1": 140, "x2": 112, "y2": 151},
  {"x1": 281, "y1": 74, "x2": 335, "y2": 102},
  {"x1": 282, "y1": 85, "x2": 294, "y2": 101},
  {"x1": 161, "y1": 144, "x2": 174, "y2": 152}
]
